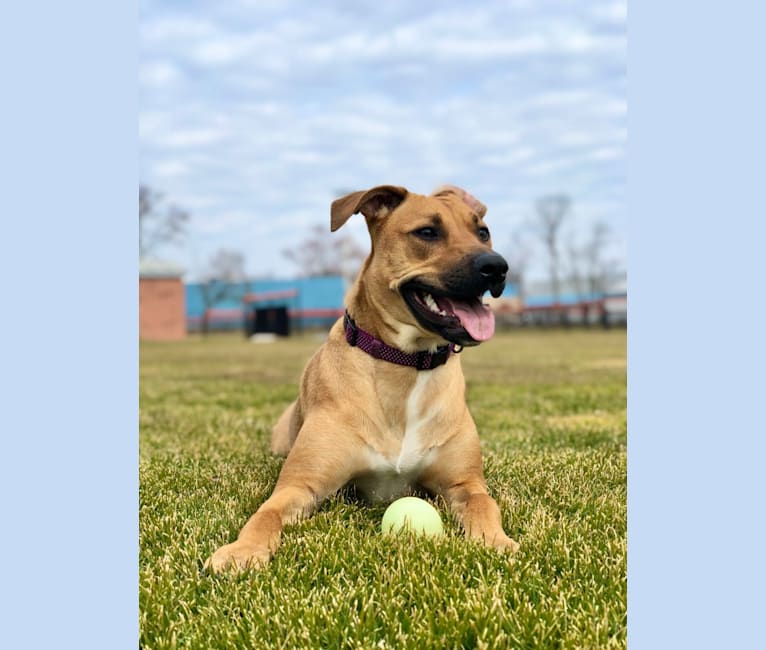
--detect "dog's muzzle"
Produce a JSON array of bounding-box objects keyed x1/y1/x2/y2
[{"x1": 401, "y1": 251, "x2": 509, "y2": 347}]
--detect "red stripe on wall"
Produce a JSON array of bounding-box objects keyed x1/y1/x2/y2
[
  {"x1": 188, "y1": 307, "x2": 344, "y2": 324},
  {"x1": 242, "y1": 289, "x2": 299, "y2": 303},
  {"x1": 288, "y1": 308, "x2": 344, "y2": 318}
]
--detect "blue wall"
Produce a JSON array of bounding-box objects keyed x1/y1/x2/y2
[
  {"x1": 524, "y1": 290, "x2": 602, "y2": 308},
  {"x1": 185, "y1": 275, "x2": 521, "y2": 333},
  {"x1": 185, "y1": 275, "x2": 346, "y2": 332}
]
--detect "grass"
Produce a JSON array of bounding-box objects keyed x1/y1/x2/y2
[{"x1": 140, "y1": 328, "x2": 626, "y2": 649}]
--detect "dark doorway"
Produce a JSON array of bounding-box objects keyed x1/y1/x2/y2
[{"x1": 247, "y1": 306, "x2": 290, "y2": 337}]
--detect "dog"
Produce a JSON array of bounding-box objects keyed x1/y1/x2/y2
[{"x1": 206, "y1": 184, "x2": 520, "y2": 571}]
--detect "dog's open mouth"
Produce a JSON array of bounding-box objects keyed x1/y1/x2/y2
[{"x1": 402, "y1": 282, "x2": 495, "y2": 346}]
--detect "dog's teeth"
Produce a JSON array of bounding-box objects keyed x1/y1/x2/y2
[{"x1": 423, "y1": 292, "x2": 441, "y2": 314}]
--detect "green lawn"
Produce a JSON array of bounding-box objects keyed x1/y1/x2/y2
[{"x1": 140, "y1": 328, "x2": 626, "y2": 649}]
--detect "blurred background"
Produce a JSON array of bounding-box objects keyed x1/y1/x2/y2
[{"x1": 139, "y1": 0, "x2": 626, "y2": 339}]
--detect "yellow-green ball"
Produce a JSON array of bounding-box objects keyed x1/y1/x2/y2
[{"x1": 381, "y1": 497, "x2": 444, "y2": 537}]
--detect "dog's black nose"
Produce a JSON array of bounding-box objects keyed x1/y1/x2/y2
[
  {"x1": 473, "y1": 251, "x2": 508, "y2": 280},
  {"x1": 473, "y1": 251, "x2": 508, "y2": 298}
]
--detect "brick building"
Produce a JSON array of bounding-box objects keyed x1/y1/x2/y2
[{"x1": 139, "y1": 259, "x2": 186, "y2": 340}]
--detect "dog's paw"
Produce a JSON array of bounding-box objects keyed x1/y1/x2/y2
[
  {"x1": 493, "y1": 534, "x2": 520, "y2": 554},
  {"x1": 204, "y1": 541, "x2": 271, "y2": 573}
]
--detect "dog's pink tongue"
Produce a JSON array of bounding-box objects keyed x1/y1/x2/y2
[{"x1": 438, "y1": 297, "x2": 496, "y2": 341}]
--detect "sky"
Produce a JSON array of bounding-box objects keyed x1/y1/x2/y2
[{"x1": 139, "y1": 0, "x2": 626, "y2": 283}]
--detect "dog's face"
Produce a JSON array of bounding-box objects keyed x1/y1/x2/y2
[{"x1": 332, "y1": 185, "x2": 508, "y2": 347}]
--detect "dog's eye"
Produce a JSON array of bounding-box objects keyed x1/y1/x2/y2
[
  {"x1": 478, "y1": 227, "x2": 491, "y2": 242},
  {"x1": 413, "y1": 226, "x2": 440, "y2": 241}
]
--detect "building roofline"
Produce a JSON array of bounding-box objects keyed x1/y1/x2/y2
[{"x1": 139, "y1": 258, "x2": 185, "y2": 279}]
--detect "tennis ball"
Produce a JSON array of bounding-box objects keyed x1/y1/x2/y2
[{"x1": 381, "y1": 496, "x2": 444, "y2": 537}]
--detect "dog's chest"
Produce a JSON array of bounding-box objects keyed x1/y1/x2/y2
[{"x1": 354, "y1": 372, "x2": 439, "y2": 502}]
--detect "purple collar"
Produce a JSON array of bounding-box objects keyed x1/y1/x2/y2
[{"x1": 343, "y1": 311, "x2": 459, "y2": 370}]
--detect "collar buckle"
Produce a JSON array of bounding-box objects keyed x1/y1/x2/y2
[
  {"x1": 429, "y1": 345, "x2": 452, "y2": 369},
  {"x1": 344, "y1": 311, "x2": 359, "y2": 347}
]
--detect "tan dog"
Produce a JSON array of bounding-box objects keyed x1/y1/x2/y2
[{"x1": 207, "y1": 184, "x2": 519, "y2": 571}]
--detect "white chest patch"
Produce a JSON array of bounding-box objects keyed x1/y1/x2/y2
[
  {"x1": 355, "y1": 373, "x2": 437, "y2": 502},
  {"x1": 396, "y1": 372, "x2": 431, "y2": 472}
]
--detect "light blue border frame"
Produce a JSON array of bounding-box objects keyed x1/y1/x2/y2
[
  {"x1": 1, "y1": 2, "x2": 137, "y2": 647},
  {"x1": 628, "y1": 3, "x2": 765, "y2": 648}
]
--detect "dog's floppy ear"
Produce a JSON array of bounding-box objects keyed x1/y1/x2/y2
[
  {"x1": 330, "y1": 185, "x2": 408, "y2": 232},
  {"x1": 431, "y1": 185, "x2": 487, "y2": 218}
]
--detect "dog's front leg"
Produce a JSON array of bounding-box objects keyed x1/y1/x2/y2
[
  {"x1": 421, "y1": 423, "x2": 520, "y2": 554},
  {"x1": 205, "y1": 486, "x2": 309, "y2": 572},
  {"x1": 206, "y1": 420, "x2": 359, "y2": 572},
  {"x1": 442, "y1": 481, "x2": 520, "y2": 553}
]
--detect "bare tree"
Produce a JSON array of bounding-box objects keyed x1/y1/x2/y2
[
  {"x1": 139, "y1": 184, "x2": 190, "y2": 258},
  {"x1": 564, "y1": 230, "x2": 586, "y2": 305},
  {"x1": 563, "y1": 221, "x2": 617, "y2": 326},
  {"x1": 198, "y1": 249, "x2": 248, "y2": 336},
  {"x1": 282, "y1": 223, "x2": 367, "y2": 284},
  {"x1": 504, "y1": 230, "x2": 532, "y2": 303},
  {"x1": 535, "y1": 194, "x2": 571, "y2": 323},
  {"x1": 583, "y1": 221, "x2": 612, "y2": 296}
]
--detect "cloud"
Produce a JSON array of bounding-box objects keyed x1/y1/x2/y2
[
  {"x1": 590, "y1": 0, "x2": 628, "y2": 24},
  {"x1": 153, "y1": 160, "x2": 190, "y2": 178},
  {"x1": 479, "y1": 148, "x2": 538, "y2": 167},
  {"x1": 156, "y1": 127, "x2": 229, "y2": 149},
  {"x1": 139, "y1": 0, "x2": 627, "y2": 281},
  {"x1": 139, "y1": 61, "x2": 181, "y2": 87},
  {"x1": 192, "y1": 210, "x2": 254, "y2": 235}
]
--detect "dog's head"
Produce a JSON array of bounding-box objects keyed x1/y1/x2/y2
[{"x1": 331, "y1": 184, "x2": 507, "y2": 348}]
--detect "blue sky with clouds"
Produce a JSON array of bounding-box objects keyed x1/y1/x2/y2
[{"x1": 139, "y1": 0, "x2": 626, "y2": 282}]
